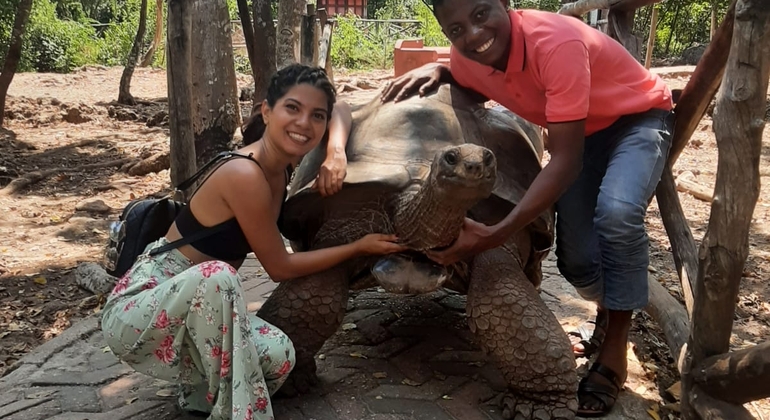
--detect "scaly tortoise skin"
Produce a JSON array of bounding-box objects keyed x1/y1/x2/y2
[{"x1": 258, "y1": 84, "x2": 578, "y2": 419}]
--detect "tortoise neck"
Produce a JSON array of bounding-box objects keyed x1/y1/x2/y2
[{"x1": 393, "y1": 180, "x2": 478, "y2": 251}]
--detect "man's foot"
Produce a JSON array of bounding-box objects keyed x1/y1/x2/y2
[
  {"x1": 576, "y1": 309, "x2": 630, "y2": 417},
  {"x1": 568, "y1": 307, "x2": 608, "y2": 358},
  {"x1": 576, "y1": 362, "x2": 625, "y2": 417}
]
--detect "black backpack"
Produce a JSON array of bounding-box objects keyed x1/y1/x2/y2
[{"x1": 102, "y1": 151, "x2": 257, "y2": 278}]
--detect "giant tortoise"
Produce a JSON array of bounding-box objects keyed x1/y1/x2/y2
[{"x1": 258, "y1": 84, "x2": 578, "y2": 419}]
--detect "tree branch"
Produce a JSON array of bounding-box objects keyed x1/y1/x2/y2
[{"x1": 694, "y1": 340, "x2": 770, "y2": 405}]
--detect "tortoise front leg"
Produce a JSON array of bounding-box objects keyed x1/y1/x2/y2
[
  {"x1": 467, "y1": 245, "x2": 578, "y2": 420},
  {"x1": 257, "y1": 263, "x2": 351, "y2": 397}
]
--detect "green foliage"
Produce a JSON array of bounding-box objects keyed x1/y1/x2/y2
[
  {"x1": 331, "y1": 0, "x2": 448, "y2": 70},
  {"x1": 20, "y1": 0, "x2": 100, "y2": 72}
]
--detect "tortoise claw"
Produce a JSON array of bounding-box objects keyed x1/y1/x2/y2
[{"x1": 497, "y1": 391, "x2": 577, "y2": 420}]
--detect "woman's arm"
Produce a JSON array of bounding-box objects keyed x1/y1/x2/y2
[
  {"x1": 222, "y1": 162, "x2": 406, "y2": 282},
  {"x1": 315, "y1": 101, "x2": 352, "y2": 196}
]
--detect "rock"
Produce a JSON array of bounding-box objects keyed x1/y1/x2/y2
[
  {"x1": 146, "y1": 110, "x2": 168, "y2": 127},
  {"x1": 75, "y1": 199, "x2": 112, "y2": 214},
  {"x1": 62, "y1": 107, "x2": 92, "y2": 124},
  {"x1": 75, "y1": 262, "x2": 117, "y2": 295},
  {"x1": 240, "y1": 85, "x2": 255, "y2": 101}
]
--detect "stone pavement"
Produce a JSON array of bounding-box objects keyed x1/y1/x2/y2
[{"x1": 0, "y1": 254, "x2": 661, "y2": 420}]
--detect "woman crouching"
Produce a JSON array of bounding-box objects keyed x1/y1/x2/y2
[{"x1": 100, "y1": 64, "x2": 406, "y2": 420}]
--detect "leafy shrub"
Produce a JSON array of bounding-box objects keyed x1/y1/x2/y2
[{"x1": 21, "y1": 0, "x2": 100, "y2": 72}]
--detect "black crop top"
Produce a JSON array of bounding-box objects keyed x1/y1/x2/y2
[{"x1": 175, "y1": 156, "x2": 291, "y2": 261}]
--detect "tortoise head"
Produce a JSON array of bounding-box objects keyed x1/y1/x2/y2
[{"x1": 430, "y1": 144, "x2": 497, "y2": 200}]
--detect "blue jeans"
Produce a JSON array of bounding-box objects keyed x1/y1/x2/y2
[{"x1": 554, "y1": 108, "x2": 674, "y2": 311}]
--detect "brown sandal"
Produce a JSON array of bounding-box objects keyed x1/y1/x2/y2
[
  {"x1": 576, "y1": 362, "x2": 624, "y2": 417},
  {"x1": 568, "y1": 308, "x2": 608, "y2": 358}
]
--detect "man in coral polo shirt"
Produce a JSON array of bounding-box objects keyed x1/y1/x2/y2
[{"x1": 382, "y1": 0, "x2": 674, "y2": 416}]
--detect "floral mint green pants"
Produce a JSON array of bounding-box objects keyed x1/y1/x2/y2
[{"x1": 101, "y1": 238, "x2": 295, "y2": 420}]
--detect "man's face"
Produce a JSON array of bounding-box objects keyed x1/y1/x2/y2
[{"x1": 434, "y1": 0, "x2": 512, "y2": 70}]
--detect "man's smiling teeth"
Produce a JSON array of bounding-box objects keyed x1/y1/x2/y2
[
  {"x1": 288, "y1": 132, "x2": 309, "y2": 143},
  {"x1": 476, "y1": 38, "x2": 494, "y2": 53}
]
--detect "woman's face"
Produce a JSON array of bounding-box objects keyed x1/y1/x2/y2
[{"x1": 262, "y1": 83, "x2": 330, "y2": 157}]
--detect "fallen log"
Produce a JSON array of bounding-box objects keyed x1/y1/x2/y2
[
  {"x1": 689, "y1": 384, "x2": 755, "y2": 420},
  {"x1": 0, "y1": 157, "x2": 137, "y2": 195},
  {"x1": 644, "y1": 274, "x2": 690, "y2": 370},
  {"x1": 675, "y1": 170, "x2": 713, "y2": 202},
  {"x1": 694, "y1": 340, "x2": 770, "y2": 404}
]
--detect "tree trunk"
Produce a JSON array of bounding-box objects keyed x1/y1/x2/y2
[
  {"x1": 694, "y1": 340, "x2": 770, "y2": 404},
  {"x1": 681, "y1": 0, "x2": 770, "y2": 417},
  {"x1": 118, "y1": 0, "x2": 149, "y2": 105},
  {"x1": 0, "y1": 0, "x2": 33, "y2": 128},
  {"x1": 251, "y1": 0, "x2": 276, "y2": 113},
  {"x1": 236, "y1": 0, "x2": 256, "y2": 78},
  {"x1": 190, "y1": 0, "x2": 240, "y2": 167},
  {"x1": 167, "y1": 0, "x2": 197, "y2": 195},
  {"x1": 276, "y1": 0, "x2": 306, "y2": 69},
  {"x1": 607, "y1": 9, "x2": 642, "y2": 61},
  {"x1": 140, "y1": 0, "x2": 164, "y2": 67},
  {"x1": 666, "y1": 0, "x2": 735, "y2": 166}
]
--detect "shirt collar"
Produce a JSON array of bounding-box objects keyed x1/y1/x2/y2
[{"x1": 486, "y1": 10, "x2": 525, "y2": 76}]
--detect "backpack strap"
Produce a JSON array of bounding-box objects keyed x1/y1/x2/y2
[
  {"x1": 175, "y1": 151, "x2": 259, "y2": 192},
  {"x1": 147, "y1": 220, "x2": 231, "y2": 256},
  {"x1": 149, "y1": 151, "x2": 263, "y2": 257}
]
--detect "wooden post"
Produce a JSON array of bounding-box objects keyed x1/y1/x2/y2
[
  {"x1": 167, "y1": 0, "x2": 197, "y2": 195},
  {"x1": 301, "y1": 4, "x2": 317, "y2": 65},
  {"x1": 276, "y1": 0, "x2": 306, "y2": 68},
  {"x1": 680, "y1": 0, "x2": 770, "y2": 416},
  {"x1": 317, "y1": 18, "x2": 335, "y2": 85},
  {"x1": 644, "y1": 5, "x2": 658, "y2": 69}
]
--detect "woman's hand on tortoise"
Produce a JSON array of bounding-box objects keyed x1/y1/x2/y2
[
  {"x1": 355, "y1": 234, "x2": 408, "y2": 256},
  {"x1": 314, "y1": 149, "x2": 347, "y2": 196}
]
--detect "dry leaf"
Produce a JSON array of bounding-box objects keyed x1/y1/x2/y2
[
  {"x1": 373, "y1": 372, "x2": 388, "y2": 379},
  {"x1": 102, "y1": 346, "x2": 111, "y2": 353},
  {"x1": 156, "y1": 388, "x2": 175, "y2": 397},
  {"x1": 401, "y1": 379, "x2": 421, "y2": 386},
  {"x1": 349, "y1": 352, "x2": 367, "y2": 359},
  {"x1": 647, "y1": 407, "x2": 661, "y2": 420},
  {"x1": 665, "y1": 381, "x2": 682, "y2": 401},
  {"x1": 442, "y1": 395, "x2": 453, "y2": 400},
  {"x1": 126, "y1": 397, "x2": 138, "y2": 405},
  {"x1": 341, "y1": 323, "x2": 357, "y2": 331},
  {"x1": 7, "y1": 323, "x2": 21, "y2": 331},
  {"x1": 0, "y1": 331, "x2": 10, "y2": 339},
  {"x1": 33, "y1": 277, "x2": 47, "y2": 285}
]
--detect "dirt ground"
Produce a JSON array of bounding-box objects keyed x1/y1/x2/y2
[{"x1": 1, "y1": 65, "x2": 768, "y2": 418}]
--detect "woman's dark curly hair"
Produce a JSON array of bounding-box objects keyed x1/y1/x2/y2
[{"x1": 241, "y1": 63, "x2": 337, "y2": 145}]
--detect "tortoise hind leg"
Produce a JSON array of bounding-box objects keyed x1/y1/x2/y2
[
  {"x1": 467, "y1": 246, "x2": 578, "y2": 420},
  {"x1": 257, "y1": 264, "x2": 350, "y2": 397}
]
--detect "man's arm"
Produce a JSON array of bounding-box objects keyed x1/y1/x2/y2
[{"x1": 490, "y1": 121, "x2": 584, "y2": 241}]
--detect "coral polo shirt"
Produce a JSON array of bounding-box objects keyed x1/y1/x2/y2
[{"x1": 449, "y1": 9, "x2": 673, "y2": 136}]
